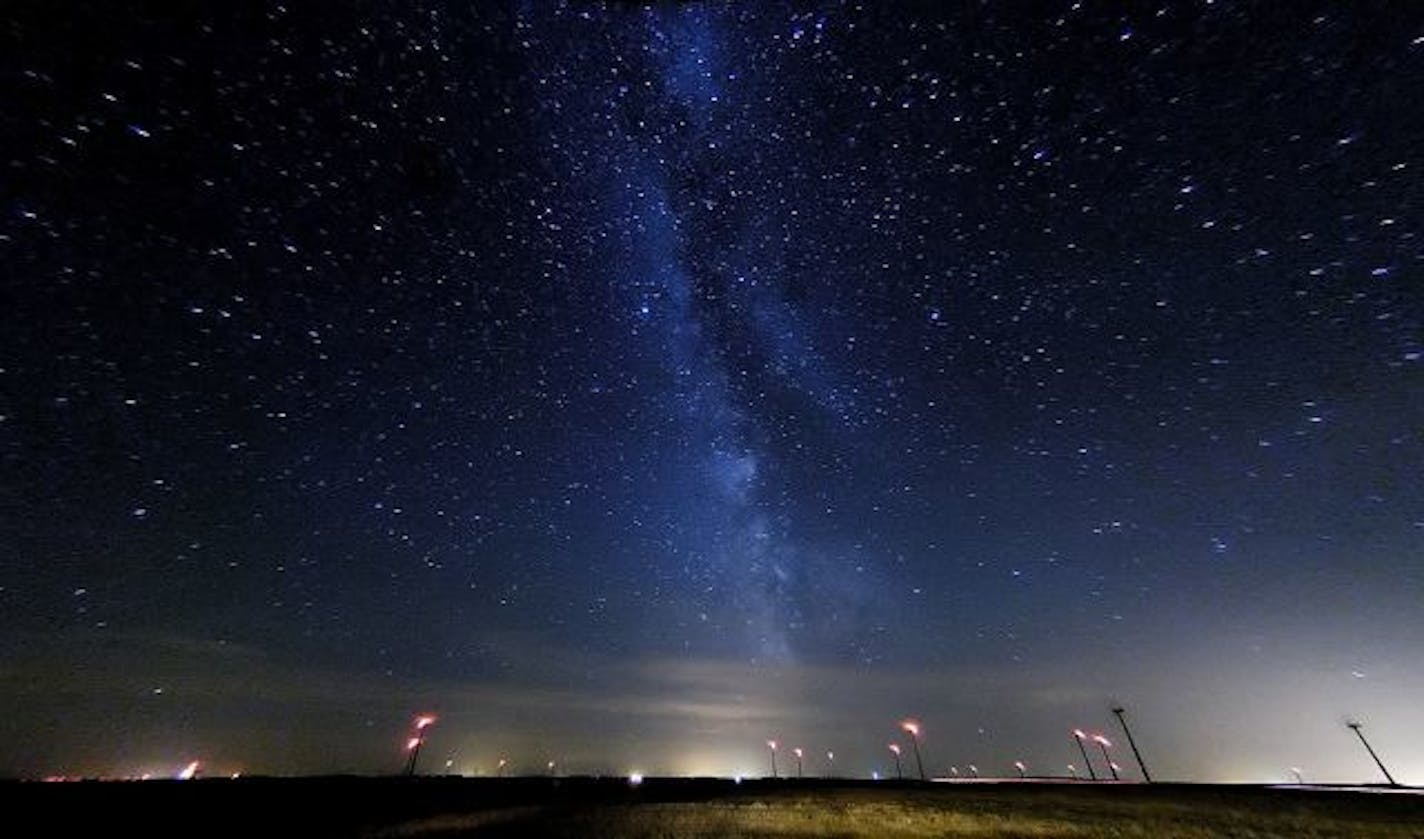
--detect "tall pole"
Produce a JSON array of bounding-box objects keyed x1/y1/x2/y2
[
  {"x1": 1073, "y1": 730, "x2": 1098, "y2": 781},
  {"x1": 1095, "y1": 736, "x2": 1119, "y2": 781},
  {"x1": 889, "y1": 744, "x2": 903, "y2": 780},
  {"x1": 793, "y1": 748, "x2": 803, "y2": 778},
  {"x1": 1348, "y1": 722, "x2": 1399, "y2": 787},
  {"x1": 767, "y1": 741, "x2": 778, "y2": 779},
  {"x1": 902, "y1": 721, "x2": 926, "y2": 781},
  {"x1": 1111, "y1": 706, "x2": 1152, "y2": 783},
  {"x1": 404, "y1": 715, "x2": 436, "y2": 776}
]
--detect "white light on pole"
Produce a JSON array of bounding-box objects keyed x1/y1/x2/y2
[{"x1": 901, "y1": 720, "x2": 927, "y2": 781}]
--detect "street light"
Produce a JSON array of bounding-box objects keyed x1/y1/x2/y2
[
  {"x1": 496, "y1": 758, "x2": 507, "y2": 777},
  {"x1": 1093, "y1": 735, "x2": 1118, "y2": 781},
  {"x1": 1111, "y1": 706, "x2": 1153, "y2": 783},
  {"x1": 766, "y1": 740, "x2": 779, "y2": 779},
  {"x1": 888, "y1": 743, "x2": 904, "y2": 780},
  {"x1": 1014, "y1": 760, "x2": 1027, "y2": 780},
  {"x1": 404, "y1": 714, "x2": 437, "y2": 776},
  {"x1": 793, "y1": 747, "x2": 804, "y2": 778},
  {"x1": 826, "y1": 751, "x2": 835, "y2": 777},
  {"x1": 1068, "y1": 763, "x2": 1078, "y2": 780},
  {"x1": 1072, "y1": 729, "x2": 1098, "y2": 781},
  {"x1": 967, "y1": 764, "x2": 979, "y2": 779},
  {"x1": 901, "y1": 720, "x2": 927, "y2": 781},
  {"x1": 1347, "y1": 721, "x2": 1400, "y2": 787},
  {"x1": 1289, "y1": 767, "x2": 1304, "y2": 785}
]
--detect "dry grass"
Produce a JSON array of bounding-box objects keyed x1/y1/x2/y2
[
  {"x1": 367, "y1": 806, "x2": 543, "y2": 838},
  {"x1": 377, "y1": 786, "x2": 1424, "y2": 838},
  {"x1": 553, "y1": 798, "x2": 1083, "y2": 837}
]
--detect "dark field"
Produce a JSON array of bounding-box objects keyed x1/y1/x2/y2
[{"x1": 7, "y1": 777, "x2": 1423, "y2": 838}]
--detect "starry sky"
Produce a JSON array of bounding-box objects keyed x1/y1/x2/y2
[{"x1": 2, "y1": 3, "x2": 1422, "y2": 783}]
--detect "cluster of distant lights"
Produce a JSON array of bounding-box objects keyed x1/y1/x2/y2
[
  {"x1": 42, "y1": 761, "x2": 242, "y2": 783},
  {"x1": 759, "y1": 713, "x2": 1156, "y2": 784},
  {"x1": 42, "y1": 712, "x2": 1397, "y2": 787}
]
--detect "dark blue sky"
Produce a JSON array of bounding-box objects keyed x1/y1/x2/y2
[{"x1": 2, "y1": 2, "x2": 1421, "y2": 782}]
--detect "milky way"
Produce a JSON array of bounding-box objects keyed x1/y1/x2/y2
[{"x1": 2, "y1": 3, "x2": 1422, "y2": 781}]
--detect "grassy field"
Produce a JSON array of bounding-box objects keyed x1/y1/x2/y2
[
  {"x1": 11, "y1": 777, "x2": 1423, "y2": 838},
  {"x1": 374, "y1": 783, "x2": 1424, "y2": 839}
]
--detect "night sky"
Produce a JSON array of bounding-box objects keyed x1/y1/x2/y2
[{"x1": 3, "y1": 3, "x2": 1422, "y2": 784}]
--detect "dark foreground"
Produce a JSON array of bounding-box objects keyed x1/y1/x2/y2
[{"x1": 5, "y1": 776, "x2": 1423, "y2": 838}]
